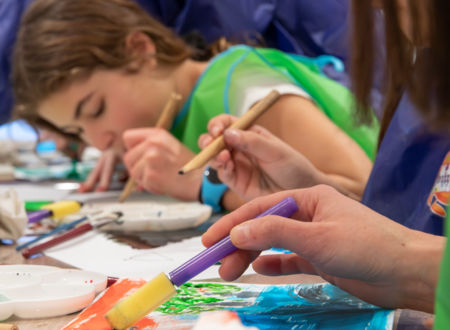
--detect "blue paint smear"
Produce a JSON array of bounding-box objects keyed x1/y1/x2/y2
[
  {"x1": 165, "y1": 282, "x2": 393, "y2": 329},
  {"x1": 231, "y1": 283, "x2": 393, "y2": 330}
]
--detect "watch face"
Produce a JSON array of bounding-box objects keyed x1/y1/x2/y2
[{"x1": 205, "y1": 167, "x2": 222, "y2": 184}]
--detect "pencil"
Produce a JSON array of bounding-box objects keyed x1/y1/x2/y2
[
  {"x1": 178, "y1": 89, "x2": 280, "y2": 175},
  {"x1": 21, "y1": 212, "x2": 122, "y2": 258},
  {"x1": 118, "y1": 92, "x2": 182, "y2": 203}
]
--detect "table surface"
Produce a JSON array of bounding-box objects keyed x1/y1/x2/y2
[
  {"x1": 0, "y1": 182, "x2": 433, "y2": 329},
  {"x1": 1, "y1": 242, "x2": 327, "y2": 329},
  {"x1": 1, "y1": 241, "x2": 434, "y2": 330}
]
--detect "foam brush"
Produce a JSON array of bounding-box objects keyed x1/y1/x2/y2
[{"x1": 106, "y1": 196, "x2": 298, "y2": 329}]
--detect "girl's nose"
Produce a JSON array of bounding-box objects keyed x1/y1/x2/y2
[{"x1": 83, "y1": 126, "x2": 115, "y2": 151}]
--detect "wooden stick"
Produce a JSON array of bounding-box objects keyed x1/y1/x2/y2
[
  {"x1": 118, "y1": 92, "x2": 182, "y2": 202},
  {"x1": 0, "y1": 324, "x2": 18, "y2": 330},
  {"x1": 178, "y1": 90, "x2": 280, "y2": 175},
  {"x1": 21, "y1": 212, "x2": 122, "y2": 258}
]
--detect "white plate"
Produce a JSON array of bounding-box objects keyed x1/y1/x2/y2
[
  {"x1": 84, "y1": 201, "x2": 212, "y2": 232},
  {"x1": 43, "y1": 269, "x2": 107, "y2": 293},
  {"x1": 0, "y1": 265, "x2": 107, "y2": 320}
]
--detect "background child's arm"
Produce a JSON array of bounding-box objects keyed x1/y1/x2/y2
[
  {"x1": 204, "y1": 94, "x2": 373, "y2": 210},
  {"x1": 254, "y1": 94, "x2": 372, "y2": 199}
]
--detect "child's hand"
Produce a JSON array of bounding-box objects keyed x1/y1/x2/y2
[
  {"x1": 78, "y1": 148, "x2": 120, "y2": 192},
  {"x1": 122, "y1": 128, "x2": 202, "y2": 201},
  {"x1": 198, "y1": 114, "x2": 328, "y2": 201}
]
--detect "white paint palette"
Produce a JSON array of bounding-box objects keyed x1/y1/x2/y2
[
  {"x1": 0, "y1": 265, "x2": 106, "y2": 320},
  {"x1": 83, "y1": 201, "x2": 213, "y2": 232}
]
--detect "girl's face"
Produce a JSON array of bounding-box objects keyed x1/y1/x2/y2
[{"x1": 38, "y1": 66, "x2": 174, "y2": 153}]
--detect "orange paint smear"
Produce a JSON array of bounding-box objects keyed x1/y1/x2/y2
[{"x1": 62, "y1": 278, "x2": 158, "y2": 330}]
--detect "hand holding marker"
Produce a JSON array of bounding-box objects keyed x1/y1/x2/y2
[{"x1": 106, "y1": 196, "x2": 298, "y2": 329}]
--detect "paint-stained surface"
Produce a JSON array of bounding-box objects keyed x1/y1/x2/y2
[{"x1": 63, "y1": 279, "x2": 394, "y2": 329}]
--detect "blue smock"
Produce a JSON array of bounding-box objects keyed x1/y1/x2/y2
[
  {"x1": 362, "y1": 94, "x2": 450, "y2": 236},
  {"x1": 0, "y1": 0, "x2": 33, "y2": 124}
]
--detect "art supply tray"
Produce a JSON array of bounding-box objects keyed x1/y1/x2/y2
[{"x1": 0, "y1": 265, "x2": 106, "y2": 320}]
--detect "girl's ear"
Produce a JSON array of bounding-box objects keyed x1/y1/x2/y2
[{"x1": 125, "y1": 31, "x2": 156, "y2": 57}]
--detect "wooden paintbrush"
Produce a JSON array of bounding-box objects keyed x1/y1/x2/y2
[
  {"x1": 21, "y1": 211, "x2": 123, "y2": 258},
  {"x1": 178, "y1": 90, "x2": 280, "y2": 175},
  {"x1": 118, "y1": 92, "x2": 182, "y2": 203}
]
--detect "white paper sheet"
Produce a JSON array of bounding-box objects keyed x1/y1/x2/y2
[{"x1": 45, "y1": 232, "x2": 260, "y2": 280}]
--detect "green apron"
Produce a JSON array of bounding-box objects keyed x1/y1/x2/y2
[{"x1": 171, "y1": 45, "x2": 379, "y2": 160}]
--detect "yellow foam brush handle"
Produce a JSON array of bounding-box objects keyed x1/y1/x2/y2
[
  {"x1": 41, "y1": 200, "x2": 81, "y2": 219},
  {"x1": 106, "y1": 273, "x2": 176, "y2": 329}
]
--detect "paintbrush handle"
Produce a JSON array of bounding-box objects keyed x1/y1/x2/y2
[
  {"x1": 168, "y1": 196, "x2": 298, "y2": 286},
  {"x1": 178, "y1": 90, "x2": 280, "y2": 175},
  {"x1": 22, "y1": 222, "x2": 94, "y2": 258},
  {"x1": 16, "y1": 216, "x2": 88, "y2": 251},
  {"x1": 119, "y1": 92, "x2": 182, "y2": 203}
]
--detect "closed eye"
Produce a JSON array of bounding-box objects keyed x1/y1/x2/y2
[{"x1": 92, "y1": 98, "x2": 105, "y2": 118}]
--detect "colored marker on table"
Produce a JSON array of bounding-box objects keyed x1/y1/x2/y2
[
  {"x1": 22, "y1": 212, "x2": 123, "y2": 258},
  {"x1": 24, "y1": 200, "x2": 53, "y2": 212},
  {"x1": 16, "y1": 215, "x2": 88, "y2": 251},
  {"x1": 27, "y1": 200, "x2": 82, "y2": 223},
  {"x1": 106, "y1": 196, "x2": 298, "y2": 329}
]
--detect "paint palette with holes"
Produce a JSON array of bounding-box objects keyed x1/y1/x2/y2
[{"x1": 0, "y1": 265, "x2": 106, "y2": 320}]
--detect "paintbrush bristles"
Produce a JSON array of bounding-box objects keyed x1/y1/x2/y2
[
  {"x1": 178, "y1": 89, "x2": 281, "y2": 175},
  {"x1": 118, "y1": 92, "x2": 182, "y2": 203},
  {"x1": 118, "y1": 178, "x2": 137, "y2": 203}
]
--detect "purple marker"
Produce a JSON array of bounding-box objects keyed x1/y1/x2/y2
[
  {"x1": 169, "y1": 196, "x2": 299, "y2": 286},
  {"x1": 27, "y1": 209, "x2": 52, "y2": 224}
]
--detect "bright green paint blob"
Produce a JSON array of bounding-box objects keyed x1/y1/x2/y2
[{"x1": 156, "y1": 282, "x2": 242, "y2": 315}]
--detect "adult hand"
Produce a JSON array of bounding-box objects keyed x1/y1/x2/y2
[
  {"x1": 78, "y1": 148, "x2": 120, "y2": 192},
  {"x1": 198, "y1": 114, "x2": 333, "y2": 201},
  {"x1": 202, "y1": 185, "x2": 444, "y2": 312},
  {"x1": 123, "y1": 128, "x2": 202, "y2": 201}
]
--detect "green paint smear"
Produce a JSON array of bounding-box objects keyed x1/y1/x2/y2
[
  {"x1": 156, "y1": 282, "x2": 241, "y2": 315},
  {"x1": 0, "y1": 294, "x2": 10, "y2": 302}
]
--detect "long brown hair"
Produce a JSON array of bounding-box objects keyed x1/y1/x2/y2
[
  {"x1": 351, "y1": 0, "x2": 450, "y2": 142},
  {"x1": 12, "y1": 0, "x2": 194, "y2": 139}
]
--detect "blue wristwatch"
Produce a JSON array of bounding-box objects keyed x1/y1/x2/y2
[{"x1": 200, "y1": 167, "x2": 228, "y2": 213}]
